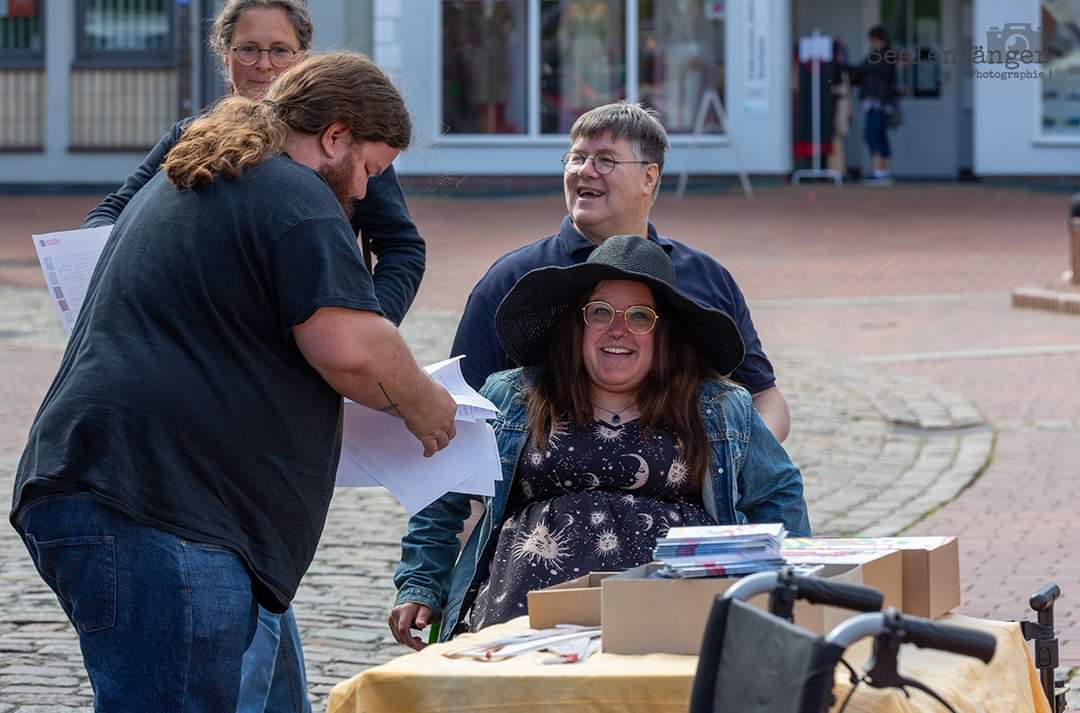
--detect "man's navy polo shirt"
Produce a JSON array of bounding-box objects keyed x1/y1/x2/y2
[{"x1": 451, "y1": 215, "x2": 775, "y2": 394}]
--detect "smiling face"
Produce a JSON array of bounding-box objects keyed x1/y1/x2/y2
[
  {"x1": 224, "y1": 6, "x2": 303, "y2": 100},
  {"x1": 581, "y1": 279, "x2": 657, "y2": 405},
  {"x1": 563, "y1": 132, "x2": 659, "y2": 243}
]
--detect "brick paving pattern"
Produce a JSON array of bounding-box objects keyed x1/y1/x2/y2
[{"x1": 0, "y1": 185, "x2": 1076, "y2": 711}]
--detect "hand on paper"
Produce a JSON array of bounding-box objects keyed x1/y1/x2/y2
[
  {"x1": 404, "y1": 379, "x2": 458, "y2": 457},
  {"x1": 389, "y1": 602, "x2": 433, "y2": 651}
]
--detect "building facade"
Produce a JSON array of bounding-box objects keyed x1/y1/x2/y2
[{"x1": 0, "y1": 0, "x2": 1076, "y2": 187}]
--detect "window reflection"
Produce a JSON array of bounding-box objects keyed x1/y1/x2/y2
[
  {"x1": 639, "y1": 0, "x2": 725, "y2": 133},
  {"x1": 1042, "y1": 0, "x2": 1080, "y2": 135},
  {"x1": 442, "y1": 0, "x2": 528, "y2": 134},
  {"x1": 0, "y1": 0, "x2": 44, "y2": 54},
  {"x1": 83, "y1": 0, "x2": 171, "y2": 52},
  {"x1": 540, "y1": 0, "x2": 625, "y2": 134}
]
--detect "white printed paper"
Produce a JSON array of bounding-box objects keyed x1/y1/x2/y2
[
  {"x1": 335, "y1": 356, "x2": 503, "y2": 514},
  {"x1": 31, "y1": 226, "x2": 112, "y2": 335}
]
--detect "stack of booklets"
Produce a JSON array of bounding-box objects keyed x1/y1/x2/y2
[{"x1": 652, "y1": 524, "x2": 788, "y2": 579}]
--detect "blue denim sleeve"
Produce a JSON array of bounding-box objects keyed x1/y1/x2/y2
[
  {"x1": 393, "y1": 492, "x2": 473, "y2": 612},
  {"x1": 451, "y1": 289, "x2": 504, "y2": 391},
  {"x1": 350, "y1": 164, "x2": 426, "y2": 326},
  {"x1": 81, "y1": 119, "x2": 189, "y2": 228},
  {"x1": 736, "y1": 406, "x2": 812, "y2": 536}
]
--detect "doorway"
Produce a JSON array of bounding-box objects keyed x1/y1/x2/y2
[
  {"x1": 876, "y1": 0, "x2": 964, "y2": 177},
  {"x1": 793, "y1": 0, "x2": 969, "y2": 179}
]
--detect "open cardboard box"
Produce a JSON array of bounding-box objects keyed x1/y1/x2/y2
[
  {"x1": 779, "y1": 547, "x2": 903, "y2": 610},
  {"x1": 782, "y1": 537, "x2": 960, "y2": 618},
  {"x1": 599, "y1": 562, "x2": 864, "y2": 655},
  {"x1": 527, "y1": 572, "x2": 617, "y2": 629}
]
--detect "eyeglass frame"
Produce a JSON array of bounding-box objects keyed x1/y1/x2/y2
[
  {"x1": 229, "y1": 43, "x2": 302, "y2": 68},
  {"x1": 580, "y1": 300, "x2": 661, "y2": 335},
  {"x1": 561, "y1": 151, "x2": 653, "y2": 175}
]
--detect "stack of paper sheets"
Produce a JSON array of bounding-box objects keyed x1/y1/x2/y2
[
  {"x1": 335, "y1": 355, "x2": 503, "y2": 515},
  {"x1": 651, "y1": 523, "x2": 788, "y2": 578}
]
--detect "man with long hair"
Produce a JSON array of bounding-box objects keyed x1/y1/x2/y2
[{"x1": 10, "y1": 52, "x2": 456, "y2": 712}]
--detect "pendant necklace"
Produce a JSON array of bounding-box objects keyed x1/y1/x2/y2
[{"x1": 594, "y1": 402, "x2": 635, "y2": 425}]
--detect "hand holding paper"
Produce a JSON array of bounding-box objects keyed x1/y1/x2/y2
[{"x1": 336, "y1": 356, "x2": 503, "y2": 515}]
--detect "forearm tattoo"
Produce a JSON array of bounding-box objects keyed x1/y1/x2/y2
[{"x1": 376, "y1": 382, "x2": 401, "y2": 415}]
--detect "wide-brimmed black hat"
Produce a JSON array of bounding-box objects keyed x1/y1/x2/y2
[{"x1": 495, "y1": 235, "x2": 745, "y2": 375}]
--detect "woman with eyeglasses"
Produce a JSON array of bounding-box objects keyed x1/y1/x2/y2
[
  {"x1": 83, "y1": 0, "x2": 425, "y2": 332},
  {"x1": 389, "y1": 235, "x2": 811, "y2": 649},
  {"x1": 81, "y1": 2, "x2": 424, "y2": 712}
]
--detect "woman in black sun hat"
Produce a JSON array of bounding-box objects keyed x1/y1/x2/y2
[{"x1": 391, "y1": 235, "x2": 811, "y2": 648}]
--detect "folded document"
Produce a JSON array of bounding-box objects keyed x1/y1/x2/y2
[{"x1": 335, "y1": 356, "x2": 503, "y2": 515}]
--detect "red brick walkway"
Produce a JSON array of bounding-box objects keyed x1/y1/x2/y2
[{"x1": 1, "y1": 184, "x2": 1076, "y2": 700}]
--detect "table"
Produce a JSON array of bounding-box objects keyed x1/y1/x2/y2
[{"x1": 327, "y1": 615, "x2": 1051, "y2": 713}]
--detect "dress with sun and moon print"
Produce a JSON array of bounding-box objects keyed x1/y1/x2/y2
[{"x1": 470, "y1": 416, "x2": 715, "y2": 630}]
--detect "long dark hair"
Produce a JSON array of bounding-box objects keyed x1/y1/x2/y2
[
  {"x1": 163, "y1": 52, "x2": 411, "y2": 190},
  {"x1": 525, "y1": 286, "x2": 718, "y2": 489}
]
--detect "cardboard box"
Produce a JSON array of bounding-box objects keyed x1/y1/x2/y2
[
  {"x1": 782, "y1": 537, "x2": 960, "y2": 619},
  {"x1": 779, "y1": 547, "x2": 903, "y2": 610},
  {"x1": 600, "y1": 563, "x2": 863, "y2": 655},
  {"x1": 527, "y1": 572, "x2": 617, "y2": 629}
]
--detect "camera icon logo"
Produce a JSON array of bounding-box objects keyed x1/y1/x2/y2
[{"x1": 985, "y1": 22, "x2": 1041, "y2": 59}]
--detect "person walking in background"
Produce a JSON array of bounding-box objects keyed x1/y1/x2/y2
[{"x1": 851, "y1": 25, "x2": 900, "y2": 186}]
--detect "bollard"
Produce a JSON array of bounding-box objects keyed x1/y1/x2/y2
[{"x1": 1072, "y1": 217, "x2": 1079, "y2": 285}]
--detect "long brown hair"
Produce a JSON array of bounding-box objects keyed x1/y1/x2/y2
[
  {"x1": 163, "y1": 52, "x2": 412, "y2": 190},
  {"x1": 525, "y1": 286, "x2": 718, "y2": 489}
]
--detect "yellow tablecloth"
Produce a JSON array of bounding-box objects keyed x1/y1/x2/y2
[{"x1": 327, "y1": 614, "x2": 1051, "y2": 713}]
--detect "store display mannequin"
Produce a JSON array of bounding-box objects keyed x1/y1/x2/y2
[
  {"x1": 558, "y1": 0, "x2": 616, "y2": 129},
  {"x1": 658, "y1": 0, "x2": 705, "y2": 130},
  {"x1": 470, "y1": 0, "x2": 512, "y2": 132}
]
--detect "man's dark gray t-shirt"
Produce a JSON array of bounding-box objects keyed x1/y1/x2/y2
[{"x1": 11, "y1": 155, "x2": 380, "y2": 612}]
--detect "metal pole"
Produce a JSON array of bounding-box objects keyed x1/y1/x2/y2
[{"x1": 811, "y1": 32, "x2": 821, "y2": 173}]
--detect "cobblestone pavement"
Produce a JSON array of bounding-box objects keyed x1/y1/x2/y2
[
  {"x1": 0, "y1": 290, "x2": 994, "y2": 710},
  {"x1": 0, "y1": 184, "x2": 1076, "y2": 711}
]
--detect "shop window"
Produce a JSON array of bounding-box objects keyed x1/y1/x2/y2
[
  {"x1": 540, "y1": 0, "x2": 625, "y2": 134},
  {"x1": 638, "y1": 0, "x2": 724, "y2": 134},
  {"x1": 442, "y1": 0, "x2": 529, "y2": 134},
  {"x1": 1042, "y1": 0, "x2": 1080, "y2": 135},
  {"x1": 0, "y1": 0, "x2": 44, "y2": 67},
  {"x1": 76, "y1": 0, "x2": 176, "y2": 67}
]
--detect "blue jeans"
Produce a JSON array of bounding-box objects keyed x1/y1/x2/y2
[
  {"x1": 16, "y1": 492, "x2": 259, "y2": 713},
  {"x1": 237, "y1": 606, "x2": 311, "y2": 713},
  {"x1": 864, "y1": 107, "x2": 891, "y2": 159}
]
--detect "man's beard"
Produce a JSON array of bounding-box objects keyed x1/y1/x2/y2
[{"x1": 318, "y1": 158, "x2": 356, "y2": 220}]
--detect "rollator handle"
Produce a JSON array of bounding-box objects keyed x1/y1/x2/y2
[
  {"x1": 889, "y1": 613, "x2": 997, "y2": 663},
  {"x1": 791, "y1": 576, "x2": 884, "y2": 613},
  {"x1": 1029, "y1": 583, "x2": 1061, "y2": 612},
  {"x1": 827, "y1": 609, "x2": 997, "y2": 664}
]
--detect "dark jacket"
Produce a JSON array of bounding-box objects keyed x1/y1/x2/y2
[
  {"x1": 850, "y1": 48, "x2": 899, "y2": 104},
  {"x1": 82, "y1": 117, "x2": 426, "y2": 325}
]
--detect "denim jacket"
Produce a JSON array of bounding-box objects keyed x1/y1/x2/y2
[{"x1": 393, "y1": 368, "x2": 811, "y2": 641}]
